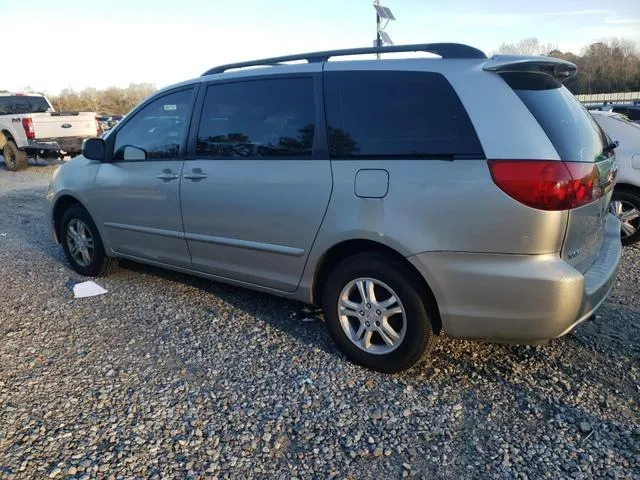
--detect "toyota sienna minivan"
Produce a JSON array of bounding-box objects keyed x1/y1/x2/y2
[{"x1": 45, "y1": 43, "x2": 622, "y2": 373}]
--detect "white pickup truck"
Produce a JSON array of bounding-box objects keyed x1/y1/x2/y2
[{"x1": 0, "y1": 92, "x2": 98, "y2": 171}]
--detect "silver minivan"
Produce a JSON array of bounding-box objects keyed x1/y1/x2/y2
[{"x1": 45, "y1": 43, "x2": 622, "y2": 373}]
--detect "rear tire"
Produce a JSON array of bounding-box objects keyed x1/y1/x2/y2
[
  {"x1": 611, "y1": 189, "x2": 640, "y2": 247},
  {"x1": 60, "y1": 204, "x2": 115, "y2": 276},
  {"x1": 2, "y1": 140, "x2": 28, "y2": 171},
  {"x1": 321, "y1": 253, "x2": 436, "y2": 373}
]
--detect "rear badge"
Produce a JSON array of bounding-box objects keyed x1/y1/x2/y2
[
  {"x1": 568, "y1": 249, "x2": 581, "y2": 260},
  {"x1": 61, "y1": 123, "x2": 72, "y2": 128}
]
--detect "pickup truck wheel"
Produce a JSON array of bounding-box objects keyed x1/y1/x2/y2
[
  {"x1": 2, "y1": 140, "x2": 28, "y2": 171},
  {"x1": 61, "y1": 204, "x2": 115, "y2": 276}
]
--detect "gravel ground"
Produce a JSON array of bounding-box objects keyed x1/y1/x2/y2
[{"x1": 0, "y1": 162, "x2": 638, "y2": 480}]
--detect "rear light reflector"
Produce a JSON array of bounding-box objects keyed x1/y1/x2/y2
[
  {"x1": 488, "y1": 160, "x2": 602, "y2": 211},
  {"x1": 21, "y1": 118, "x2": 35, "y2": 140}
]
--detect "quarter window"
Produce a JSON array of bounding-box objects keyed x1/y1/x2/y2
[
  {"x1": 113, "y1": 88, "x2": 194, "y2": 160},
  {"x1": 323, "y1": 70, "x2": 484, "y2": 158},
  {"x1": 196, "y1": 77, "x2": 316, "y2": 158}
]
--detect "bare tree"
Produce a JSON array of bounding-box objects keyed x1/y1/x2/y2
[
  {"x1": 48, "y1": 84, "x2": 157, "y2": 115},
  {"x1": 497, "y1": 37, "x2": 557, "y2": 56},
  {"x1": 497, "y1": 37, "x2": 639, "y2": 94}
]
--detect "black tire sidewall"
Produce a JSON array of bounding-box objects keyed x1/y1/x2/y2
[
  {"x1": 322, "y1": 254, "x2": 433, "y2": 373},
  {"x1": 3, "y1": 141, "x2": 27, "y2": 171},
  {"x1": 613, "y1": 189, "x2": 640, "y2": 247},
  {"x1": 60, "y1": 205, "x2": 108, "y2": 276}
]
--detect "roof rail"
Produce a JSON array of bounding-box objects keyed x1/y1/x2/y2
[{"x1": 201, "y1": 42, "x2": 487, "y2": 76}]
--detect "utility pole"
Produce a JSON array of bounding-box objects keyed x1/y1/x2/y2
[{"x1": 376, "y1": 0, "x2": 382, "y2": 60}]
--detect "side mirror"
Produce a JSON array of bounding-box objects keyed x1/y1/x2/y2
[
  {"x1": 123, "y1": 145, "x2": 147, "y2": 161},
  {"x1": 82, "y1": 138, "x2": 105, "y2": 161}
]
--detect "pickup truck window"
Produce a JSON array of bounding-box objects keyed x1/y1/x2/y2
[{"x1": 0, "y1": 96, "x2": 51, "y2": 115}]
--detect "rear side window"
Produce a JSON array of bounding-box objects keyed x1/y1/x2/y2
[
  {"x1": 323, "y1": 71, "x2": 484, "y2": 159},
  {"x1": 611, "y1": 107, "x2": 629, "y2": 116},
  {"x1": 500, "y1": 72, "x2": 607, "y2": 162},
  {"x1": 0, "y1": 96, "x2": 50, "y2": 114},
  {"x1": 196, "y1": 77, "x2": 316, "y2": 158},
  {"x1": 610, "y1": 106, "x2": 640, "y2": 121},
  {"x1": 622, "y1": 108, "x2": 640, "y2": 122}
]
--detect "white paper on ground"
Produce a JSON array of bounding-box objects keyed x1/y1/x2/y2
[{"x1": 73, "y1": 281, "x2": 108, "y2": 298}]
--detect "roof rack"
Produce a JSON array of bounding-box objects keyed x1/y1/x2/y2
[{"x1": 201, "y1": 42, "x2": 487, "y2": 76}]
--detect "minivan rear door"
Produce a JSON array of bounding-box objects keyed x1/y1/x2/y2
[
  {"x1": 499, "y1": 72, "x2": 617, "y2": 273},
  {"x1": 180, "y1": 70, "x2": 332, "y2": 292}
]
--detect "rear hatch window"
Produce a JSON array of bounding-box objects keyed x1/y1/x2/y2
[
  {"x1": 0, "y1": 96, "x2": 51, "y2": 115},
  {"x1": 499, "y1": 72, "x2": 609, "y2": 163},
  {"x1": 499, "y1": 72, "x2": 616, "y2": 273}
]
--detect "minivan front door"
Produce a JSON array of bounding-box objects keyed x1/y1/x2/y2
[
  {"x1": 181, "y1": 74, "x2": 332, "y2": 292},
  {"x1": 88, "y1": 87, "x2": 195, "y2": 268}
]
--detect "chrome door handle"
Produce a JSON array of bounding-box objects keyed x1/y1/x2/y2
[
  {"x1": 156, "y1": 169, "x2": 179, "y2": 181},
  {"x1": 183, "y1": 168, "x2": 208, "y2": 181}
]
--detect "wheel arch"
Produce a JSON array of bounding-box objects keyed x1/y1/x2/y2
[
  {"x1": 0, "y1": 129, "x2": 15, "y2": 150},
  {"x1": 614, "y1": 182, "x2": 640, "y2": 197},
  {"x1": 311, "y1": 239, "x2": 442, "y2": 334},
  {"x1": 52, "y1": 194, "x2": 87, "y2": 243}
]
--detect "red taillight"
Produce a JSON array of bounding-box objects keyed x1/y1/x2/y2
[
  {"x1": 488, "y1": 160, "x2": 602, "y2": 211},
  {"x1": 21, "y1": 118, "x2": 35, "y2": 140}
]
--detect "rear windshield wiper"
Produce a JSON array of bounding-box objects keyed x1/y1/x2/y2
[{"x1": 603, "y1": 140, "x2": 619, "y2": 153}]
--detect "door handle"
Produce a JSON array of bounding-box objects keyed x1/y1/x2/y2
[
  {"x1": 156, "y1": 169, "x2": 179, "y2": 181},
  {"x1": 183, "y1": 168, "x2": 208, "y2": 181}
]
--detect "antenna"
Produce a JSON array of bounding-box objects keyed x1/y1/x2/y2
[{"x1": 374, "y1": 1, "x2": 396, "y2": 59}]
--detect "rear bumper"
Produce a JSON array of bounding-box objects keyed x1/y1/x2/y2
[
  {"x1": 27, "y1": 137, "x2": 90, "y2": 154},
  {"x1": 407, "y1": 214, "x2": 622, "y2": 343}
]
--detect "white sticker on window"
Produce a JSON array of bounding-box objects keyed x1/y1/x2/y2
[{"x1": 164, "y1": 104, "x2": 177, "y2": 111}]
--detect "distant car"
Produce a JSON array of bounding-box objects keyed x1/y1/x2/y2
[
  {"x1": 45, "y1": 43, "x2": 621, "y2": 373},
  {"x1": 586, "y1": 103, "x2": 614, "y2": 112},
  {"x1": 587, "y1": 102, "x2": 640, "y2": 122},
  {"x1": 0, "y1": 92, "x2": 98, "y2": 171},
  {"x1": 591, "y1": 110, "x2": 640, "y2": 246}
]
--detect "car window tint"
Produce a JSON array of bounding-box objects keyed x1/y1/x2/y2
[
  {"x1": 113, "y1": 88, "x2": 194, "y2": 160},
  {"x1": 196, "y1": 77, "x2": 315, "y2": 158},
  {"x1": 626, "y1": 108, "x2": 640, "y2": 121},
  {"x1": 0, "y1": 96, "x2": 51, "y2": 114},
  {"x1": 323, "y1": 70, "x2": 484, "y2": 158},
  {"x1": 500, "y1": 72, "x2": 607, "y2": 162}
]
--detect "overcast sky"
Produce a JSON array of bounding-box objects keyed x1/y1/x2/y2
[{"x1": 4, "y1": 0, "x2": 640, "y2": 94}]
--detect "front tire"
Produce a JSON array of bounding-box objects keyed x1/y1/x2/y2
[
  {"x1": 2, "y1": 140, "x2": 28, "y2": 171},
  {"x1": 611, "y1": 189, "x2": 640, "y2": 247},
  {"x1": 321, "y1": 253, "x2": 436, "y2": 373},
  {"x1": 60, "y1": 204, "x2": 114, "y2": 276}
]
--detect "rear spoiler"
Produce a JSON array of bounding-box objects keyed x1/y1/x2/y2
[{"x1": 483, "y1": 55, "x2": 577, "y2": 82}]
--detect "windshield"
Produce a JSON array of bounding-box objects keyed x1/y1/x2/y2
[{"x1": 0, "y1": 96, "x2": 51, "y2": 115}]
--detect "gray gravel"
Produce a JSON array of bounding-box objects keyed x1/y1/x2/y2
[{"x1": 0, "y1": 162, "x2": 638, "y2": 480}]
